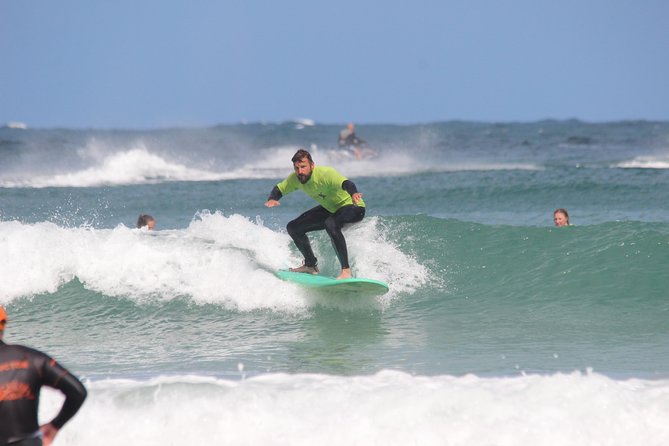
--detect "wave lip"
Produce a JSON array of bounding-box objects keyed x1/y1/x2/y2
[
  {"x1": 1, "y1": 147, "x2": 230, "y2": 188},
  {"x1": 0, "y1": 213, "x2": 425, "y2": 310}
]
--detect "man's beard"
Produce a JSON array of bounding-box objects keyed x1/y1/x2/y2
[{"x1": 297, "y1": 172, "x2": 312, "y2": 184}]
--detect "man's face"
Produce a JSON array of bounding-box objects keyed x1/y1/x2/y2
[{"x1": 293, "y1": 157, "x2": 314, "y2": 184}]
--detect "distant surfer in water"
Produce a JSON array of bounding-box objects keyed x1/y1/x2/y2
[
  {"x1": 265, "y1": 149, "x2": 365, "y2": 279},
  {"x1": 553, "y1": 208, "x2": 571, "y2": 227},
  {"x1": 338, "y1": 123, "x2": 367, "y2": 160}
]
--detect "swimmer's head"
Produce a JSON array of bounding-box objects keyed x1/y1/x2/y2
[
  {"x1": 137, "y1": 214, "x2": 156, "y2": 230},
  {"x1": 553, "y1": 208, "x2": 570, "y2": 227}
]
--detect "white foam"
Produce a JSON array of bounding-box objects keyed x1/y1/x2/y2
[
  {"x1": 308, "y1": 148, "x2": 541, "y2": 178},
  {"x1": 0, "y1": 213, "x2": 426, "y2": 311},
  {"x1": 292, "y1": 118, "x2": 316, "y2": 128},
  {"x1": 2, "y1": 145, "x2": 232, "y2": 188},
  {"x1": 0, "y1": 139, "x2": 543, "y2": 188},
  {"x1": 41, "y1": 370, "x2": 669, "y2": 446},
  {"x1": 616, "y1": 155, "x2": 669, "y2": 169}
]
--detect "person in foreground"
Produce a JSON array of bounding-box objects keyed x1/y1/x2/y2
[
  {"x1": 0, "y1": 305, "x2": 87, "y2": 446},
  {"x1": 136, "y1": 214, "x2": 156, "y2": 230},
  {"x1": 265, "y1": 149, "x2": 365, "y2": 279},
  {"x1": 553, "y1": 208, "x2": 571, "y2": 227}
]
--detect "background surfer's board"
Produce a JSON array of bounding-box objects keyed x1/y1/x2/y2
[{"x1": 276, "y1": 270, "x2": 389, "y2": 295}]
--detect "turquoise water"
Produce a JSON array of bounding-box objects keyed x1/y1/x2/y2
[{"x1": 1, "y1": 120, "x2": 669, "y2": 444}]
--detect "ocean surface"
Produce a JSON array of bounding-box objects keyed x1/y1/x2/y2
[{"x1": 1, "y1": 120, "x2": 668, "y2": 444}]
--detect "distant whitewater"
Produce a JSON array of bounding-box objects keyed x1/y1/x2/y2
[{"x1": 615, "y1": 154, "x2": 669, "y2": 169}]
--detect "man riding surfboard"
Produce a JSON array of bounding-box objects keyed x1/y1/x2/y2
[{"x1": 265, "y1": 149, "x2": 365, "y2": 280}]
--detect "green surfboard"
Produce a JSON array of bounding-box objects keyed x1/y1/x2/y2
[{"x1": 276, "y1": 270, "x2": 389, "y2": 295}]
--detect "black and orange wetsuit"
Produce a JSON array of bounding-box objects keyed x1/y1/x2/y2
[{"x1": 0, "y1": 341, "x2": 87, "y2": 446}]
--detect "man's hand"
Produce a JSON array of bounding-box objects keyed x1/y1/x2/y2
[
  {"x1": 265, "y1": 200, "x2": 280, "y2": 208},
  {"x1": 40, "y1": 423, "x2": 59, "y2": 446},
  {"x1": 351, "y1": 193, "x2": 363, "y2": 205}
]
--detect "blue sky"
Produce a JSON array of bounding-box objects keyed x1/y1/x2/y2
[{"x1": 1, "y1": 0, "x2": 668, "y2": 128}]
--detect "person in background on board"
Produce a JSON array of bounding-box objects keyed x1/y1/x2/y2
[
  {"x1": 264, "y1": 149, "x2": 365, "y2": 280},
  {"x1": 553, "y1": 208, "x2": 571, "y2": 227},
  {"x1": 0, "y1": 305, "x2": 87, "y2": 446},
  {"x1": 338, "y1": 122, "x2": 367, "y2": 160},
  {"x1": 136, "y1": 214, "x2": 156, "y2": 230}
]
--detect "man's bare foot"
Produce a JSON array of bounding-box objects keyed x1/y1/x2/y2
[
  {"x1": 289, "y1": 264, "x2": 319, "y2": 275},
  {"x1": 337, "y1": 268, "x2": 352, "y2": 280}
]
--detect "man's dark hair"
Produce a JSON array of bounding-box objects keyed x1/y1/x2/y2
[
  {"x1": 291, "y1": 149, "x2": 313, "y2": 164},
  {"x1": 136, "y1": 214, "x2": 155, "y2": 228}
]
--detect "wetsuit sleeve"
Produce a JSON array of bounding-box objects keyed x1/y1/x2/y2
[
  {"x1": 276, "y1": 174, "x2": 299, "y2": 196},
  {"x1": 41, "y1": 359, "x2": 87, "y2": 429},
  {"x1": 341, "y1": 179, "x2": 359, "y2": 195},
  {"x1": 268, "y1": 185, "x2": 283, "y2": 201}
]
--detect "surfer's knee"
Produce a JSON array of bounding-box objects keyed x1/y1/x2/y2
[
  {"x1": 323, "y1": 216, "x2": 340, "y2": 236},
  {"x1": 286, "y1": 219, "x2": 299, "y2": 236}
]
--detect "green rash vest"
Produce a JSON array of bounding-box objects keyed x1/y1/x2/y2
[{"x1": 276, "y1": 165, "x2": 365, "y2": 213}]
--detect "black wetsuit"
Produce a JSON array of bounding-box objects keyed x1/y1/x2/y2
[
  {"x1": 0, "y1": 341, "x2": 87, "y2": 446},
  {"x1": 287, "y1": 204, "x2": 365, "y2": 269},
  {"x1": 338, "y1": 131, "x2": 365, "y2": 148}
]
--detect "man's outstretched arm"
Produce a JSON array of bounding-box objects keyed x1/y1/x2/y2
[{"x1": 265, "y1": 185, "x2": 283, "y2": 207}]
